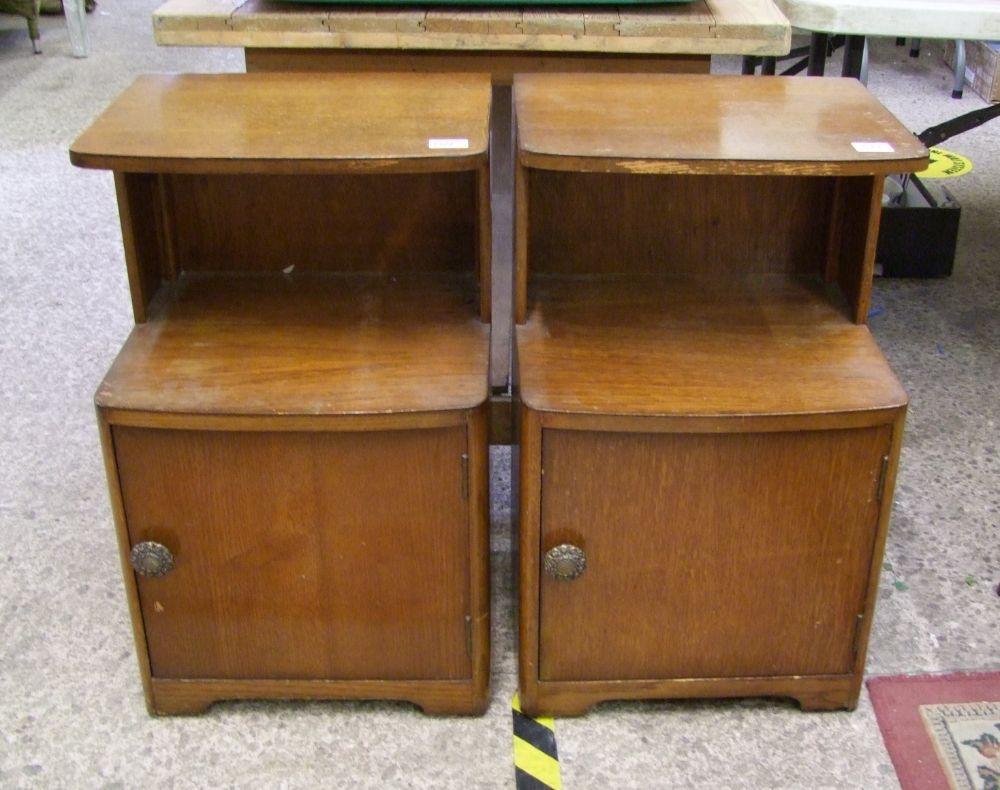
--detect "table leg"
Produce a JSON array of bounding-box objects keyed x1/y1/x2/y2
[
  {"x1": 842, "y1": 35, "x2": 865, "y2": 79},
  {"x1": 952, "y1": 40, "x2": 965, "y2": 98},
  {"x1": 65, "y1": 0, "x2": 88, "y2": 57},
  {"x1": 807, "y1": 33, "x2": 828, "y2": 76}
]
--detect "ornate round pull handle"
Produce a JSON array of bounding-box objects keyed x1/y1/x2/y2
[
  {"x1": 129, "y1": 541, "x2": 175, "y2": 578},
  {"x1": 544, "y1": 544, "x2": 587, "y2": 581}
]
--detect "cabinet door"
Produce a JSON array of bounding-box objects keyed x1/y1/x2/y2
[
  {"x1": 539, "y1": 426, "x2": 891, "y2": 682},
  {"x1": 114, "y1": 426, "x2": 471, "y2": 681}
]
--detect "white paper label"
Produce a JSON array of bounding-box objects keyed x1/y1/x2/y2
[
  {"x1": 428, "y1": 138, "x2": 470, "y2": 150},
  {"x1": 852, "y1": 141, "x2": 895, "y2": 153}
]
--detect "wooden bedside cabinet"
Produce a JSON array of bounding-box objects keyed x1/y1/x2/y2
[
  {"x1": 512, "y1": 74, "x2": 928, "y2": 716},
  {"x1": 71, "y1": 73, "x2": 492, "y2": 715}
]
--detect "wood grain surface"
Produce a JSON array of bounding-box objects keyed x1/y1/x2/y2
[
  {"x1": 97, "y1": 273, "x2": 490, "y2": 416},
  {"x1": 70, "y1": 73, "x2": 491, "y2": 174},
  {"x1": 514, "y1": 74, "x2": 927, "y2": 175},
  {"x1": 113, "y1": 424, "x2": 472, "y2": 681},
  {"x1": 525, "y1": 171, "x2": 834, "y2": 277},
  {"x1": 538, "y1": 425, "x2": 891, "y2": 680},
  {"x1": 244, "y1": 48, "x2": 711, "y2": 83},
  {"x1": 153, "y1": 0, "x2": 791, "y2": 56},
  {"x1": 164, "y1": 172, "x2": 478, "y2": 276},
  {"x1": 516, "y1": 275, "x2": 907, "y2": 417}
]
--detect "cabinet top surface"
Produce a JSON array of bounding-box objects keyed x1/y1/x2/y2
[
  {"x1": 516, "y1": 274, "x2": 907, "y2": 417},
  {"x1": 514, "y1": 74, "x2": 927, "y2": 174},
  {"x1": 70, "y1": 73, "x2": 491, "y2": 174},
  {"x1": 98, "y1": 273, "x2": 490, "y2": 417}
]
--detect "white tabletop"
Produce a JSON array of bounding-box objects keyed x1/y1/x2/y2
[{"x1": 773, "y1": 0, "x2": 1000, "y2": 39}]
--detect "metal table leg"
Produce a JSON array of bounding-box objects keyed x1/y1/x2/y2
[
  {"x1": 64, "y1": 0, "x2": 88, "y2": 57},
  {"x1": 842, "y1": 34, "x2": 865, "y2": 78},
  {"x1": 807, "y1": 32, "x2": 828, "y2": 76},
  {"x1": 952, "y1": 40, "x2": 966, "y2": 98}
]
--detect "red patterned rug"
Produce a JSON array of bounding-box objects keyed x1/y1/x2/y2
[{"x1": 868, "y1": 672, "x2": 1000, "y2": 790}]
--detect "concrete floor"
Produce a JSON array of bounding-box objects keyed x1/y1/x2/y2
[{"x1": 1, "y1": 5, "x2": 998, "y2": 787}]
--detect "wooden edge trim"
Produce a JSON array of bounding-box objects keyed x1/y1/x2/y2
[
  {"x1": 466, "y1": 404, "x2": 492, "y2": 708},
  {"x1": 150, "y1": 678, "x2": 487, "y2": 716},
  {"x1": 96, "y1": 412, "x2": 156, "y2": 715},
  {"x1": 70, "y1": 151, "x2": 489, "y2": 177},
  {"x1": 524, "y1": 674, "x2": 857, "y2": 716},
  {"x1": 97, "y1": 407, "x2": 478, "y2": 432},
  {"x1": 477, "y1": 160, "x2": 492, "y2": 323},
  {"x1": 516, "y1": 403, "x2": 543, "y2": 713},
  {"x1": 534, "y1": 407, "x2": 905, "y2": 434},
  {"x1": 514, "y1": 152, "x2": 528, "y2": 325},
  {"x1": 853, "y1": 174, "x2": 887, "y2": 324},
  {"x1": 153, "y1": 30, "x2": 792, "y2": 57},
  {"x1": 848, "y1": 406, "x2": 907, "y2": 698},
  {"x1": 517, "y1": 151, "x2": 929, "y2": 177},
  {"x1": 113, "y1": 173, "x2": 150, "y2": 324}
]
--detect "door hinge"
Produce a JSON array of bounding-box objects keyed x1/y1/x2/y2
[
  {"x1": 461, "y1": 453, "x2": 470, "y2": 500},
  {"x1": 876, "y1": 455, "x2": 890, "y2": 503},
  {"x1": 465, "y1": 614, "x2": 473, "y2": 657}
]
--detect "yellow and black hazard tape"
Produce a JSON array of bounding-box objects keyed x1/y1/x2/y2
[{"x1": 512, "y1": 694, "x2": 562, "y2": 790}]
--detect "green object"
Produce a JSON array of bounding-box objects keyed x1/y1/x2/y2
[
  {"x1": 274, "y1": 0, "x2": 693, "y2": 5},
  {"x1": 0, "y1": 0, "x2": 41, "y2": 50}
]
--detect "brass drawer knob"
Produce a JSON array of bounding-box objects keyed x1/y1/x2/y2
[
  {"x1": 129, "y1": 541, "x2": 174, "y2": 577},
  {"x1": 544, "y1": 544, "x2": 587, "y2": 581}
]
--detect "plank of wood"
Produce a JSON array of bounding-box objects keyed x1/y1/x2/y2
[
  {"x1": 98, "y1": 273, "x2": 490, "y2": 416},
  {"x1": 519, "y1": 9, "x2": 586, "y2": 36},
  {"x1": 582, "y1": 10, "x2": 620, "y2": 37},
  {"x1": 153, "y1": 0, "x2": 241, "y2": 35},
  {"x1": 152, "y1": 0, "x2": 792, "y2": 55},
  {"x1": 70, "y1": 73, "x2": 491, "y2": 173},
  {"x1": 710, "y1": 0, "x2": 788, "y2": 42},
  {"x1": 617, "y1": 0, "x2": 715, "y2": 38},
  {"x1": 514, "y1": 74, "x2": 927, "y2": 175},
  {"x1": 423, "y1": 9, "x2": 521, "y2": 35}
]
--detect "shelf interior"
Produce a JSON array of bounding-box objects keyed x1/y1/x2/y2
[
  {"x1": 516, "y1": 273, "x2": 906, "y2": 417},
  {"x1": 98, "y1": 272, "x2": 490, "y2": 416}
]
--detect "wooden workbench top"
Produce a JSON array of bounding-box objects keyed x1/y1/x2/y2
[
  {"x1": 153, "y1": 0, "x2": 791, "y2": 56},
  {"x1": 70, "y1": 73, "x2": 491, "y2": 174},
  {"x1": 515, "y1": 74, "x2": 928, "y2": 175}
]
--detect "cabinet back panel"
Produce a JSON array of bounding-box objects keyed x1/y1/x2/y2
[
  {"x1": 166, "y1": 172, "x2": 477, "y2": 274},
  {"x1": 528, "y1": 172, "x2": 832, "y2": 277}
]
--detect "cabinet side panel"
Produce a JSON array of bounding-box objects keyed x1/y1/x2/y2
[
  {"x1": 527, "y1": 172, "x2": 833, "y2": 278},
  {"x1": 539, "y1": 425, "x2": 892, "y2": 682},
  {"x1": 165, "y1": 172, "x2": 477, "y2": 276},
  {"x1": 113, "y1": 426, "x2": 472, "y2": 681},
  {"x1": 836, "y1": 175, "x2": 884, "y2": 324},
  {"x1": 114, "y1": 173, "x2": 167, "y2": 322}
]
